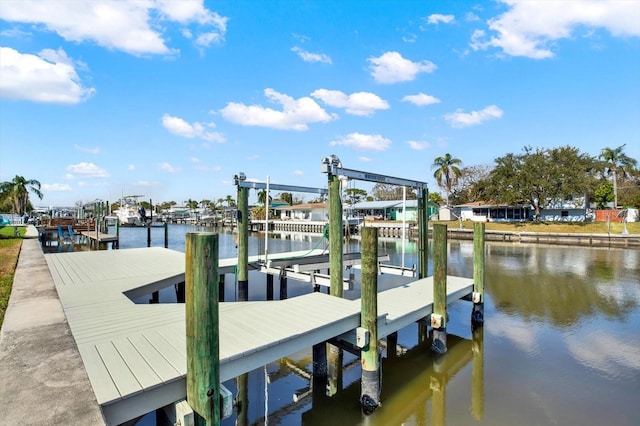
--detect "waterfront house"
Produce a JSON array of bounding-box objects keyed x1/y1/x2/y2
[
  {"x1": 276, "y1": 203, "x2": 328, "y2": 221},
  {"x1": 351, "y1": 200, "x2": 439, "y2": 221},
  {"x1": 456, "y1": 202, "x2": 532, "y2": 222}
]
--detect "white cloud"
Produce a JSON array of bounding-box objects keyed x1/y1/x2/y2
[
  {"x1": 311, "y1": 89, "x2": 389, "y2": 116},
  {"x1": 358, "y1": 156, "x2": 373, "y2": 162},
  {"x1": 368, "y1": 51, "x2": 437, "y2": 84},
  {"x1": 0, "y1": 0, "x2": 227, "y2": 56},
  {"x1": 466, "y1": 12, "x2": 481, "y2": 22},
  {"x1": 247, "y1": 154, "x2": 259, "y2": 160},
  {"x1": 471, "y1": 0, "x2": 640, "y2": 59},
  {"x1": 131, "y1": 180, "x2": 159, "y2": 188},
  {"x1": 41, "y1": 183, "x2": 72, "y2": 192},
  {"x1": 329, "y1": 133, "x2": 391, "y2": 151},
  {"x1": 128, "y1": 164, "x2": 135, "y2": 171},
  {"x1": 194, "y1": 165, "x2": 222, "y2": 172},
  {"x1": 162, "y1": 114, "x2": 226, "y2": 143},
  {"x1": 445, "y1": 105, "x2": 503, "y2": 127},
  {"x1": 189, "y1": 157, "x2": 201, "y2": 163},
  {"x1": 408, "y1": 141, "x2": 431, "y2": 150},
  {"x1": 220, "y1": 88, "x2": 336, "y2": 131},
  {"x1": 158, "y1": 162, "x2": 181, "y2": 173},
  {"x1": 426, "y1": 14, "x2": 455, "y2": 25},
  {"x1": 292, "y1": 170, "x2": 304, "y2": 175},
  {"x1": 74, "y1": 144, "x2": 100, "y2": 154},
  {"x1": 77, "y1": 181, "x2": 108, "y2": 188},
  {"x1": 291, "y1": 46, "x2": 332, "y2": 64},
  {"x1": 566, "y1": 332, "x2": 640, "y2": 377},
  {"x1": 66, "y1": 162, "x2": 109, "y2": 178},
  {"x1": 0, "y1": 47, "x2": 95, "y2": 104},
  {"x1": 402, "y1": 33, "x2": 418, "y2": 43},
  {"x1": 402, "y1": 93, "x2": 441, "y2": 106}
]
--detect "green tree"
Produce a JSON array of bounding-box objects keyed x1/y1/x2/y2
[
  {"x1": 599, "y1": 144, "x2": 638, "y2": 208},
  {"x1": 428, "y1": 192, "x2": 444, "y2": 205},
  {"x1": 431, "y1": 153, "x2": 463, "y2": 206},
  {"x1": 371, "y1": 183, "x2": 417, "y2": 201},
  {"x1": 449, "y1": 165, "x2": 492, "y2": 205},
  {"x1": 224, "y1": 195, "x2": 236, "y2": 207},
  {"x1": 185, "y1": 199, "x2": 199, "y2": 212},
  {"x1": 343, "y1": 187, "x2": 368, "y2": 206},
  {"x1": 593, "y1": 181, "x2": 614, "y2": 209},
  {"x1": 0, "y1": 175, "x2": 43, "y2": 215},
  {"x1": 279, "y1": 192, "x2": 293, "y2": 205},
  {"x1": 618, "y1": 168, "x2": 640, "y2": 209},
  {"x1": 257, "y1": 190, "x2": 272, "y2": 206},
  {"x1": 486, "y1": 146, "x2": 597, "y2": 221}
]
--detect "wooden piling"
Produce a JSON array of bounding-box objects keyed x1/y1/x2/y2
[
  {"x1": 237, "y1": 187, "x2": 249, "y2": 300},
  {"x1": 266, "y1": 274, "x2": 274, "y2": 300},
  {"x1": 431, "y1": 224, "x2": 447, "y2": 354},
  {"x1": 312, "y1": 342, "x2": 327, "y2": 401},
  {"x1": 471, "y1": 326, "x2": 484, "y2": 420},
  {"x1": 185, "y1": 232, "x2": 220, "y2": 426},
  {"x1": 147, "y1": 226, "x2": 152, "y2": 247},
  {"x1": 115, "y1": 218, "x2": 120, "y2": 249},
  {"x1": 360, "y1": 227, "x2": 380, "y2": 413},
  {"x1": 387, "y1": 332, "x2": 398, "y2": 359},
  {"x1": 279, "y1": 271, "x2": 288, "y2": 300},
  {"x1": 418, "y1": 188, "x2": 429, "y2": 278},
  {"x1": 164, "y1": 222, "x2": 169, "y2": 248},
  {"x1": 472, "y1": 222, "x2": 485, "y2": 326},
  {"x1": 236, "y1": 373, "x2": 249, "y2": 426},
  {"x1": 218, "y1": 274, "x2": 225, "y2": 302},
  {"x1": 328, "y1": 173, "x2": 343, "y2": 297},
  {"x1": 176, "y1": 282, "x2": 185, "y2": 303},
  {"x1": 430, "y1": 372, "x2": 446, "y2": 426}
]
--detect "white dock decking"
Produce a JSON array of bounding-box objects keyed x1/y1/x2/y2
[{"x1": 44, "y1": 247, "x2": 473, "y2": 426}]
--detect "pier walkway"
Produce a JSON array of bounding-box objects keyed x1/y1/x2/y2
[{"x1": 39, "y1": 247, "x2": 471, "y2": 425}]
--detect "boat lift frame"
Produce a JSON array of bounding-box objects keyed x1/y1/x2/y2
[
  {"x1": 321, "y1": 155, "x2": 430, "y2": 292},
  {"x1": 234, "y1": 173, "x2": 344, "y2": 287}
]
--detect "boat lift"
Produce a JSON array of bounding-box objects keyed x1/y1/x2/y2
[
  {"x1": 233, "y1": 173, "x2": 391, "y2": 288},
  {"x1": 321, "y1": 155, "x2": 429, "y2": 277}
]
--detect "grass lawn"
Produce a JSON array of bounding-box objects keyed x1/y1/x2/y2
[{"x1": 0, "y1": 230, "x2": 22, "y2": 327}]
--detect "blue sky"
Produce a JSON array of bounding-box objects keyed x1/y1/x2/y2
[{"x1": 1, "y1": 0, "x2": 639, "y2": 208}]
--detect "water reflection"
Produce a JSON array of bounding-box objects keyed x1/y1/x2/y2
[
  {"x1": 298, "y1": 332, "x2": 481, "y2": 426},
  {"x1": 482, "y1": 243, "x2": 640, "y2": 328}
]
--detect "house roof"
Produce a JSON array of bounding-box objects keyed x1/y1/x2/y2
[
  {"x1": 276, "y1": 203, "x2": 328, "y2": 211},
  {"x1": 352, "y1": 200, "x2": 439, "y2": 209},
  {"x1": 456, "y1": 201, "x2": 530, "y2": 208}
]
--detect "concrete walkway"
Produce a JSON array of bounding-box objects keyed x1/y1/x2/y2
[{"x1": 0, "y1": 237, "x2": 105, "y2": 425}]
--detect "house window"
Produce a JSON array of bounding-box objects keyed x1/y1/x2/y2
[{"x1": 561, "y1": 210, "x2": 569, "y2": 217}]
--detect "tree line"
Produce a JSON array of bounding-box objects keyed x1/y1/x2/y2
[{"x1": 2, "y1": 144, "x2": 637, "y2": 220}]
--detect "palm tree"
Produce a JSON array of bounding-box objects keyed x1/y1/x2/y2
[
  {"x1": 0, "y1": 175, "x2": 43, "y2": 215},
  {"x1": 599, "y1": 144, "x2": 638, "y2": 208},
  {"x1": 431, "y1": 154, "x2": 463, "y2": 206},
  {"x1": 224, "y1": 195, "x2": 236, "y2": 207},
  {"x1": 257, "y1": 190, "x2": 272, "y2": 207}
]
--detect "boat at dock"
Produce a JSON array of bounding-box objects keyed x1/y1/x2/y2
[{"x1": 113, "y1": 195, "x2": 164, "y2": 227}]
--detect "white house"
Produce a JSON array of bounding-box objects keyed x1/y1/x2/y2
[{"x1": 276, "y1": 203, "x2": 328, "y2": 221}]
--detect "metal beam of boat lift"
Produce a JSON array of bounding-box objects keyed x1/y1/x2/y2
[
  {"x1": 233, "y1": 172, "x2": 328, "y2": 196},
  {"x1": 260, "y1": 252, "x2": 391, "y2": 289},
  {"x1": 322, "y1": 155, "x2": 428, "y2": 277}
]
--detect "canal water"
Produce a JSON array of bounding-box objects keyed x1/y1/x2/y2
[{"x1": 79, "y1": 225, "x2": 640, "y2": 425}]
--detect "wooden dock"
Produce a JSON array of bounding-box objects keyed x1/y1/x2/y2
[
  {"x1": 80, "y1": 230, "x2": 119, "y2": 248},
  {"x1": 44, "y1": 247, "x2": 473, "y2": 425}
]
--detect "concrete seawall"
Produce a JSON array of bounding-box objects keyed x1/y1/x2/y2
[{"x1": 440, "y1": 228, "x2": 640, "y2": 248}]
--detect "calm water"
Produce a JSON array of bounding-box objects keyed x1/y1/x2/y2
[{"x1": 61, "y1": 225, "x2": 640, "y2": 425}]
